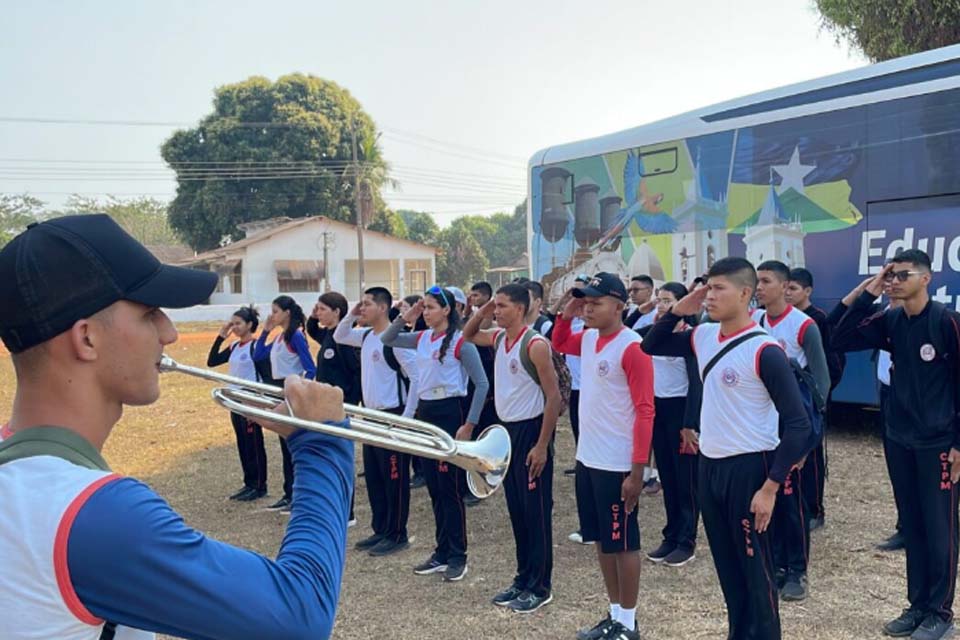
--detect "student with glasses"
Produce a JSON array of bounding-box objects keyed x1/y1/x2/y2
[
  {"x1": 833, "y1": 250, "x2": 960, "y2": 640},
  {"x1": 381, "y1": 286, "x2": 489, "y2": 583}
]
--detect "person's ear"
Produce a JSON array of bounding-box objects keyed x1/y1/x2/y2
[{"x1": 68, "y1": 318, "x2": 100, "y2": 363}]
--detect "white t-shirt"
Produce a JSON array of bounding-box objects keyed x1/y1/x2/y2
[
  {"x1": 334, "y1": 320, "x2": 419, "y2": 415},
  {"x1": 494, "y1": 328, "x2": 547, "y2": 422},
  {"x1": 632, "y1": 308, "x2": 657, "y2": 331},
  {"x1": 566, "y1": 317, "x2": 585, "y2": 391},
  {"x1": 576, "y1": 327, "x2": 645, "y2": 472},
  {"x1": 752, "y1": 306, "x2": 815, "y2": 368},
  {"x1": 692, "y1": 322, "x2": 782, "y2": 459},
  {"x1": 415, "y1": 330, "x2": 468, "y2": 400}
]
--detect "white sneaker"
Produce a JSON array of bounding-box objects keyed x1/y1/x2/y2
[
  {"x1": 347, "y1": 518, "x2": 357, "y2": 528},
  {"x1": 568, "y1": 531, "x2": 594, "y2": 545}
]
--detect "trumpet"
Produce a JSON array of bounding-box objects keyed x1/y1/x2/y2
[{"x1": 158, "y1": 355, "x2": 511, "y2": 498}]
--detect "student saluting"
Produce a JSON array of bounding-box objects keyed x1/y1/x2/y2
[{"x1": 642, "y1": 257, "x2": 812, "y2": 640}]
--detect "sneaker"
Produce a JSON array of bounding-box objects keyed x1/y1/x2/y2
[
  {"x1": 280, "y1": 501, "x2": 292, "y2": 515},
  {"x1": 464, "y1": 494, "x2": 481, "y2": 508},
  {"x1": 646, "y1": 541, "x2": 674, "y2": 564},
  {"x1": 603, "y1": 621, "x2": 640, "y2": 640},
  {"x1": 564, "y1": 467, "x2": 576, "y2": 476},
  {"x1": 568, "y1": 531, "x2": 594, "y2": 545},
  {"x1": 368, "y1": 537, "x2": 410, "y2": 557},
  {"x1": 229, "y1": 487, "x2": 254, "y2": 500},
  {"x1": 410, "y1": 474, "x2": 427, "y2": 489},
  {"x1": 883, "y1": 609, "x2": 926, "y2": 637},
  {"x1": 413, "y1": 554, "x2": 448, "y2": 575},
  {"x1": 911, "y1": 615, "x2": 955, "y2": 640},
  {"x1": 491, "y1": 585, "x2": 523, "y2": 607},
  {"x1": 443, "y1": 560, "x2": 468, "y2": 582},
  {"x1": 354, "y1": 533, "x2": 383, "y2": 551},
  {"x1": 663, "y1": 547, "x2": 696, "y2": 567},
  {"x1": 808, "y1": 515, "x2": 825, "y2": 532},
  {"x1": 265, "y1": 497, "x2": 290, "y2": 510},
  {"x1": 506, "y1": 590, "x2": 553, "y2": 614},
  {"x1": 236, "y1": 488, "x2": 266, "y2": 502},
  {"x1": 642, "y1": 478, "x2": 661, "y2": 495},
  {"x1": 774, "y1": 568, "x2": 787, "y2": 591},
  {"x1": 780, "y1": 573, "x2": 808, "y2": 602},
  {"x1": 878, "y1": 531, "x2": 907, "y2": 552},
  {"x1": 576, "y1": 614, "x2": 614, "y2": 640},
  {"x1": 347, "y1": 518, "x2": 357, "y2": 528}
]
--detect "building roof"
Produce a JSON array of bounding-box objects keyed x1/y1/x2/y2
[
  {"x1": 146, "y1": 243, "x2": 195, "y2": 263},
  {"x1": 177, "y1": 215, "x2": 436, "y2": 265}
]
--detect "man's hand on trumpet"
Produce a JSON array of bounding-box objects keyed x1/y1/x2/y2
[{"x1": 261, "y1": 376, "x2": 347, "y2": 438}]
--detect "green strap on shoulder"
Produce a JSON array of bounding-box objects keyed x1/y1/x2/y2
[{"x1": 0, "y1": 426, "x2": 111, "y2": 471}]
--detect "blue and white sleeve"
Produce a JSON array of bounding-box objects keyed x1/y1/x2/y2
[{"x1": 67, "y1": 427, "x2": 354, "y2": 640}]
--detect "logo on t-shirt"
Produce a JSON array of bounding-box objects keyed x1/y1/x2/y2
[
  {"x1": 432, "y1": 350, "x2": 441, "y2": 361},
  {"x1": 509, "y1": 359, "x2": 520, "y2": 374},
  {"x1": 778, "y1": 338, "x2": 788, "y2": 350},
  {"x1": 323, "y1": 348, "x2": 336, "y2": 360},
  {"x1": 721, "y1": 367, "x2": 739, "y2": 387},
  {"x1": 597, "y1": 360, "x2": 611, "y2": 377},
  {"x1": 921, "y1": 343, "x2": 937, "y2": 362},
  {"x1": 372, "y1": 350, "x2": 382, "y2": 363}
]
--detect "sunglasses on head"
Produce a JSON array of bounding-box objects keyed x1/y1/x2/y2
[
  {"x1": 426, "y1": 285, "x2": 449, "y2": 306},
  {"x1": 883, "y1": 269, "x2": 921, "y2": 282}
]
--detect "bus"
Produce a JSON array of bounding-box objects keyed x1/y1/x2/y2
[{"x1": 526, "y1": 44, "x2": 960, "y2": 405}]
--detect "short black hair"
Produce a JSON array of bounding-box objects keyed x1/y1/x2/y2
[
  {"x1": 707, "y1": 257, "x2": 758, "y2": 292},
  {"x1": 522, "y1": 280, "x2": 544, "y2": 301},
  {"x1": 365, "y1": 286, "x2": 392, "y2": 308},
  {"x1": 658, "y1": 281, "x2": 688, "y2": 301},
  {"x1": 891, "y1": 248, "x2": 932, "y2": 272},
  {"x1": 403, "y1": 294, "x2": 422, "y2": 306},
  {"x1": 788, "y1": 268, "x2": 813, "y2": 289},
  {"x1": 232, "y1": 305, "x2": 260, "y2": 333},
  {"x1": 756, "y1": 260, "x2": 791, "y2": 282},
  {"x1": 631, "y1": 275, "x2": 654, "y2": 287},
  {"x1": 318, "y1": 292, "x2": 348, "y2": 321},
  {"x1": 496, "y1": 283, "x2": 530, "y2": 315},
  {"x1": 471, "y1": 281, "x2": 493, "y2": 299}
]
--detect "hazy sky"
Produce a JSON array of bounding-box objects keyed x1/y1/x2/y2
[{"x1": 1, "y1": 0, "x2": 865, "y2": 223}]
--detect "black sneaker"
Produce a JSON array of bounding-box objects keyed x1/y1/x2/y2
[
  {"x1": 602, "y1": 621, "x2": 640, "y2": 640},
  {"x1": 492, "y1": 585, "x2": 523, "y2": 606},
  {"x1": 883, "y1": 609, "x2": 926, "y2": 637},
  {"x1": 368, "y1": 537, "x2": 410, "y2": 557},
  {"x1": 354, "y1": 533, "x2": 383, "y2": 551},
  {"x1": 774, "y1": 568, "x2": 787, "y2": 590},
  {"x1": 780, "y1": 572, "x2": 808, "y2": 602},
  {"x1": 646, "y1": 541, "x2": 674, "y2": 564},
  {"x1": 642, "y1": 478, "x2": 661, "y2": 495},
  {"x1": 576, "y1": 614, "x2": 614, "y2": 640},
  {"x1": 410, "y1": 474, "x2": 427, "y2": 489},
  {"x1": 878, "y1": 531, "x2": 907, "y2": 552},
  {"x1": 808, "y1": 515, "x2": 825, "y2": 532},
  {"x1": 464, "y1": 494, "x2": 481, "y2": 507},
  {"x1": 265, "y1": 497, "x2": 290, "y2": 510},
  {"x1": 663, "y1": 547, "x2": 696, "y2": 567},
  {"x1": 506, "y1": 590, "x2": 553, "y2": 613},
  {"x1": 280, "y1": 501, "x2": 292, "y2": 515},
  {"x1": 237, "y1": 488, "x2": 267, "y2": 502},
  {"x1": 229, "y1": 487, "x2": 253, "y2": 500},
  {"x1": 910, "y1": 615, "x2": 955, "y2": 640},
  {"x1": 413, "y1": 554, "x2": 448, "y2": 575},
  {"x1": 443, "y1": 560, "x2": 468, "y2": 582}
]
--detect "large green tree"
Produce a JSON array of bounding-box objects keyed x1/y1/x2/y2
[
  {"x1": 398, "y1": 210, "x2": 440, "y2": 246},
  {"x1": 58, "y1": 195, "x2": 181, "y2": 246},
  {"x1": 161, "y1": 74, "x2": 387, "y2": 250},
  {"x1": 815, "y1": 0, "x2": 960, "y2": 61},
  {"x1": 436, "y1": 225, "x2": 489, "y2": 287},
  {"x1": 0, "y1": 194, "x2": 46, "y2": 247}
]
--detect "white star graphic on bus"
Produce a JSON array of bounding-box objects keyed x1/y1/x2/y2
[{"x1": 772, "y1": 146, "x2": 816, "y2": 195}]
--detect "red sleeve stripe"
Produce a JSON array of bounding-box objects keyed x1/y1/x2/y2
[
  {"x1": 797, "y1": 318, "x2": 814, "y2": 346},
  {"x1": 690, "y1": 325, "x2": 698, "y2": 356},
  {"x1": 54, "y1": 474, "x2": 123, "y2": 625},
  {"x1": 755, "y1": 342, "x2": 782, "y2": 377},
  {"x1": 454, "y1": 335, "x2": 465, "y2": 359}
]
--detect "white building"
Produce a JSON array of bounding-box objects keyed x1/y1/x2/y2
[{"x1": 178, "y1": 216, "x2": 436, "y2": 312}]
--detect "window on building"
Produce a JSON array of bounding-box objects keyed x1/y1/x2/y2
[
  {"x1": 405, "y1": 259, "x2": 430, "y2": 293},
  {"x1": 275, "y1": 260, "x2": 324, "y2": 293},
  {"x1": 213, "y1": 260, "x2": 242, "y2": 294}
]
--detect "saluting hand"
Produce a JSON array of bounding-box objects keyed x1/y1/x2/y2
[
  {"x1": 218, "y1": 321, "x2": 233, "y2": 339},
  {"x1": 865, "y1": 263, "x2": 894, "y2": 297},
  {"x1": 671, "y1": 285, "x2": 708, "y2": 317},
  {"x1": 350, "y1": 302, "x2": 364, "y2": 317},
  {"x1": 478, "y1": 298, "x2": 496, "y2": 320},
  {"x1": 402, "y1": 298, "x2": 424, "y2": 325},
  {"x1": 561, "y1": 295, "x2": 585, "y2": 319}
]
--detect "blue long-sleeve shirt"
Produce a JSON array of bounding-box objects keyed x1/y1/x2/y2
[
  {"x1": 68, "y1": 427, "x2": 353, "y2": 640},
  {"x1": 254, "y1": 329, "x2": 317, "y2": 380}
]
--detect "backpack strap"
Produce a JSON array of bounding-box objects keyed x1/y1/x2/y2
[
  {"x1": 701, "y1": 331, "x2": 767, "y2": 381},
  {"x1": 0, "y1": 426, "x2": 111, "y2": 471},
  {"x1": 518, "y1": 330, "x2": 544, "y2": 386}
]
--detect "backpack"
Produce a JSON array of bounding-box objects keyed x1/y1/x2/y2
[
  {"x1": 248, "y1": 341, "x2": 274, "y2": 384},
  {"x1": 362, "y1": 328, "x2": 410, "y2": 408},
  {"x1": 533, "y1": 314, "x2": 553, "y2": 338},
  {"x1": 494, "y1": 329, "x2": 572, "y2": 415}
]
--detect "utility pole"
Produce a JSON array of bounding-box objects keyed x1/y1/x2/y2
[
  {"x1": 320, "y1": 231, "x2": 333, "y2": 292},
  {"x1": 351, "y1": 119, "x2": 365, "y2": 297}
]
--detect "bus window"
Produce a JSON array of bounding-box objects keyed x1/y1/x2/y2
[{"x1": 639, "y1": 147, "x2": 678, "y2": 177}]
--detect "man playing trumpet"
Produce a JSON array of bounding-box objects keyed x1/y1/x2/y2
[{"x1": 0, "y1": 215, "x2": 353, "y2": 640}]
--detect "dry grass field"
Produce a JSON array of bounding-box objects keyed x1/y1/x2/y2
[{"x1": 0, "y1": 324, "x2": 917, "y2": 639}]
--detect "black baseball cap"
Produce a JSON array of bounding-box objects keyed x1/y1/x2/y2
[
  {"x1": 0, "y1": 214, "x2": 218, "y2": 353},
  {"x1": 571, "y1": 272, "x2": 627, "y2": 302}
]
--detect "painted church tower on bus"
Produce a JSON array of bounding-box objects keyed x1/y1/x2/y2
[{"x1": 672, "y1": 151, "x2": 729, "y2": 282}]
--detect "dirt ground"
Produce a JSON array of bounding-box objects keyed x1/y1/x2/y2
[{"x1": 0, "y1": 324, "x2": 915, "y2": 639}]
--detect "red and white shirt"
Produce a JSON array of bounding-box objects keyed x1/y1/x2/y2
[
  {"x1": 415, "y1": 330, "x2": 468, "y2": 400},
  {"x1": 493, "y1": 328, "x2": 548, "y2": 422},
  {"x1": 752, "y1": 306, "x2": 814, "y2": 369}
]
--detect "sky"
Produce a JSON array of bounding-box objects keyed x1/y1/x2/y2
[{"x1": 1, "y1": 0, "x2": 866, "y2": 225}]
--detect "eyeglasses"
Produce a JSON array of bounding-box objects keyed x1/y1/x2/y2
[
  {"x1": 426, "y1": 285, "x2": 449, "y2": 306},
  {"x1": 883, "y1": 269, "x2": 921, "y2": 283},
  {"x1": 574, "y1": 273, "x2": 590, "y2": 283}
]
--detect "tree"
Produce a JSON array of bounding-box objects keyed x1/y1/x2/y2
[
  {"x1": 366, "y1": 209, "x2": 408, "y2": 239},
  {"x1": 436, "y1": 225, "x2": 489, "y2": 287},
  {"x1": 161, "y1": 74, "x2": 388, "y2": 251},
  {"x1": 815, "y1": 0, "x2": 960, "y2": 61},
  {"x1": 398, "y1": 210, "x2": 439, "y2": 246},
  {"x1": 0, "y1": 194, "x2": 46, "y2": 247},
  {"x1": 57, "y1": 195, "x2": 181, "y2": 246}
]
